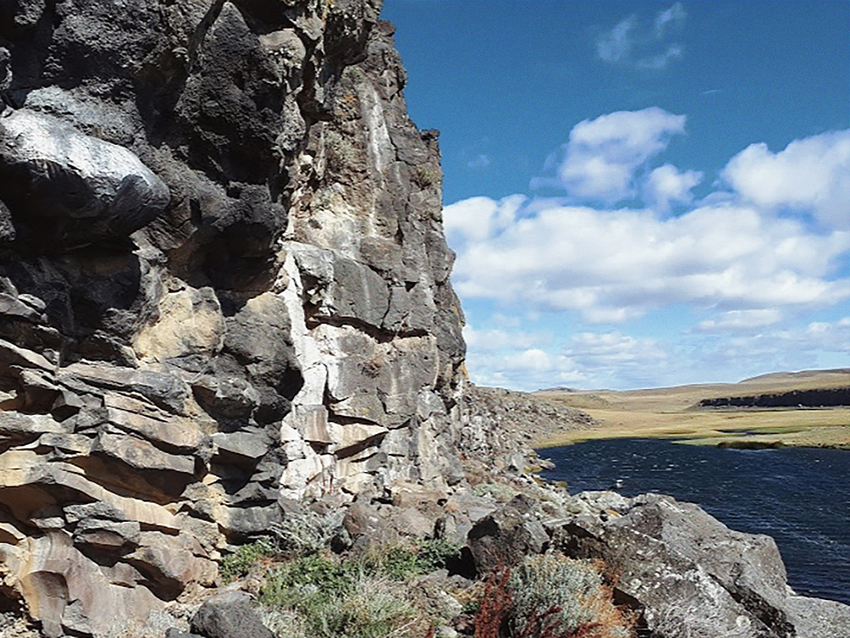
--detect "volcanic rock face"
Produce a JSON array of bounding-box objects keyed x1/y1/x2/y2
[
  {"x1": 551, "y1": 492, "x2": 850, "y2": 638},
  {"x1": 0, "y1": 0, "x2": 466, "y2": 633}
]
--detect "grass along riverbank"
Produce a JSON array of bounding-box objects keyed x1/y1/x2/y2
[{"x1": 533, "y1": 370, "x2": 850, "y2": 450}]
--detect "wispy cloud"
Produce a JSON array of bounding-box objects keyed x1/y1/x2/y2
[
  {"x1": 596, "y1": 2, "x2": 686, "y2": 70},
  {"x1": 462, "y1": 324, "x2": 546, "y2": 352},
  {"x1": 466, "y1": 154, "x2": 491, "y2": 169},
  {"x1": 654, "y1": 2, "x2": 686, "y2": 35},
  {"x1": 694, "y1": 309, "x2": 783, "y2": 333},
  {"x1": 636, "y1": 45, "x2": 682, "y2": 70},
  {"x1": 597, "y1": 16, "x2": 635, "y2": 63},
  {"x1": 566, "y1": 331, "x2": 668, "y2": 374}
]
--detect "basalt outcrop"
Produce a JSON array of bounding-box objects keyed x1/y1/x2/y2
[
  {"x1": 0, "y1": 0, "x2": 469, "y2": 633},
  {"x1": 465, "y1": 489, "x2": 850, "y2": 638},
  {"x1": 697, "y1": 387, "x2": 850, "y2": 409},
  {"x1": 1, "y1": 1, "x2": 849, "y2": 637}
]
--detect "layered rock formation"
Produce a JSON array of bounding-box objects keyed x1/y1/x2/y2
[
  {"x1": 2, "y1": 2, "x2": 849, "y2": 637},
  {"x1": 697, "y1": 387, "x2": 850, "y2": 409},
  {"x1": 0, "y1": 0, "x2": 467, "y2": 633}
]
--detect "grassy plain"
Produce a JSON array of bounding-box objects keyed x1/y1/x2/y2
[{"x1": 533, "y1": 369, "x2": 850, "y2": 450}]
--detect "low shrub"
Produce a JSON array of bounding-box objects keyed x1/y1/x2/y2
[
  {"x1": 417, "y1": 538, "x2": 464, "y2": 573},
  {"x1": 372, "y1": 538, "x2": 463, "y2": 581},
  {"x1": 473, "y1": 553, "x2": 635, "y2": 638},
  {"x1": 259, "y1": 555, "x2": 430, "y2": 638},
  {"x1": 219, "y1": 538, "x2": 280, "y2": 582},
  {"x1": 269, "y1": 509, "x2": 342, "y2": 558},
  {"x1": 261, "y1": 554, "x2": 358, "y2": 607}
]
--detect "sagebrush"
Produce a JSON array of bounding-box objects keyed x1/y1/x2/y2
[{"x1": 474, "y1": 553, "x2": 635, "y2": 638}]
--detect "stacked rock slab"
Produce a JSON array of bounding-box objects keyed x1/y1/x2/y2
[{"x1": 0, "y1": 0, "x2": 466, "y2": 634}]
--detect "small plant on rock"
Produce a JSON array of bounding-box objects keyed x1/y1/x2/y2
[
  {"x1": 472, "y1": 554, "x2": 635, "y2": 638},
  {"x1": 219, "y1": 538, "x2": 280, "y2": 582}
]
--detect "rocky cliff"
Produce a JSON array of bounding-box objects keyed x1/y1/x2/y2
[
  {"x1": 0, "y1": 0, "x2": 469, "y2": 633},
  {"x1": 2, "y1": 2, "x2": 850, "y2": 638}
]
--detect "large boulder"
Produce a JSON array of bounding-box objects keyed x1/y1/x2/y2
[
  {"x1": 0, "y1": 108, "x2": 169, "y2": 249},
  {"x1": 467, "y1": 494, "x2": 549, "y2": 574},
  {"x1": 555, "y1": 492, "x2": 850, "y2": 638},
  {"x1": 190, "y1": 591, "x2": 274, "y2": 638}
]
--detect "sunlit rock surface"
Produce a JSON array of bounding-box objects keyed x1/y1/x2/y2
[{"x1": 0, "y1": 0, "x2": 467, "y2": 632}]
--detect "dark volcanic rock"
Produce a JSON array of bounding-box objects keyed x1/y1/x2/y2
[
  {"x1": 698, "y1": 386, "x2": 850, "y2": 409},
  {"x1": 0, "y1": 109, "x2": 170, "y2": 250},
  {"x1": 467, "y1": 494, "x2": 549, "y2": 574},
  {"x1": 0, "y1": 0, "x2": 472, "y2": 634},
  {"x1": 555, "y1": 492, "x2": 850, "y2": 638},
  {"x1": 190, "y1": 591, "x2": 274, "y2": 638}
]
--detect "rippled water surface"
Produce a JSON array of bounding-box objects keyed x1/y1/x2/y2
[{"x1": 539, "y1": 438, "x2": 850, "y2": 605}]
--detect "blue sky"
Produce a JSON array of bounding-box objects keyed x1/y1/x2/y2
[{"x1": 381, "y1": 0, "x2": 850, "y2": 391}]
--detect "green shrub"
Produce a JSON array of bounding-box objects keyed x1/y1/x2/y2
[
  {"x1": 261, "y1": 554, "x2": 358, "y2": 607},
  {"x1": 507, "y1": 554, "x2": 634, "y2": 638},
  {"x1": 219, "y1": 538, "x2": 279, "y2": 582},
  {"x1": 472, "y1": 554, "x2": 635, "y2": 638},
  {"x1": 260, "y1": 556, "x2": 429, "y2": 638},
  {"x1": 238, "y1": 535, "x2": 462, "y2": 637},
  {"x1": 314, "y1": 573, "x2": 426, "y2": 638},
  {"x1": 371, "y1": 538, "x2": 463, "y2": 581},
  {"x1": 417, "y1": 538, "x2": 463, "y2": 572}
]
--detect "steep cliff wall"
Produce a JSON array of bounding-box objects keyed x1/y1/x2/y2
[{"x1": 0, "y1": 0, "x2": 467, "y2": 633}]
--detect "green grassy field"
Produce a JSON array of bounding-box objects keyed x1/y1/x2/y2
[{"x1": 534, "y1": 369, "x2": 850, "y2": 449}]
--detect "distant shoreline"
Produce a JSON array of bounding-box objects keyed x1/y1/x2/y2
[{"x1": 531, "y1": 369, "x2": 850, "y2": 450}]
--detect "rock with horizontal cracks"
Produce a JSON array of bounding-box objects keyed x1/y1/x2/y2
[{"x1": 0, "y1": 0, "x2": 473, "y2": 634}]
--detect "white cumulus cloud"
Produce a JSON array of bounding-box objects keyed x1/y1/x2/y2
[
  {"x1": 444, "y1": 112, "x2": 850, "y2": 390},
  {"x1": 444, "y1": 197, "x2": 850, "y2": 323},
  {"x1": 722, "y1": 129, "x2": 850, "y2": 229},
  {"x1": 644, "y1": 163, "x2": 703, "y2": 211},
  {"x1": 443, "y1": 194, "x2": 524, "y2": 246},
  {"x1": 550, "y1": 107, "x2": 687, "y2": 204}
]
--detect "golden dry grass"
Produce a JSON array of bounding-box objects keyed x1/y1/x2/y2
[{"x1": 533, "y1": 370, "x2": 850, "y2": 449}]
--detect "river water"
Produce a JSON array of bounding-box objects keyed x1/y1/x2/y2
[{"x1": 538, "y1": 438, "x2": 850, "y2": 605}]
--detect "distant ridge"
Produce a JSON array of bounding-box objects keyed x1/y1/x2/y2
[
  {"x1": 740, "y1": 369, "x2": 850, "y2": 383},
  {"x1": 536, "y1": 368, "x2": 850, "y2": 395}
]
